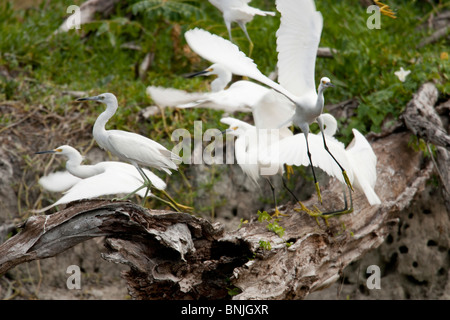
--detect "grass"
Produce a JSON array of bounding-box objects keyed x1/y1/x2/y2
[{"x1": 0, "y1": 0, "x2": 448, "y2": 219}]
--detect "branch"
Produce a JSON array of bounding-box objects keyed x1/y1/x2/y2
[
  {"x1": 2, "y1": 84, "x2": 445, "y2": 299},
  {"x1": 403, "y1": 82, "x2": 450, "y2": 208},
  {"x1": 0, "y1": 129, "x2": 433, "y2": 299}
]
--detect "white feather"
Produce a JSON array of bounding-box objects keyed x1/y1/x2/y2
[{"x1": 276, "y1": 0, "x2": 323, "y2": 96}]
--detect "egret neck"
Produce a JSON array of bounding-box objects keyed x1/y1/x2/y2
[
  {"x1": 64, "y1": 153, "x2": 102, "y2": 179},
  {"x1": 92, "y1": 95, "x2": 118, "y2": 150}
]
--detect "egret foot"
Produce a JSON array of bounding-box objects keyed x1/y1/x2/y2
[
  {"x1": 294, "y1": 201, "x2": 319, "y2": 216},
  {"x1": 342, "y1": 170, "x2": 354, "y2": 192},
  {"x1": 271, "y1": 207, "x2": 289, "y2": 218},
  {"x1": 294, "y1": 202, "x2": 325, "y2": 226},
  {"x1": 315, "y1": 182, "x2": 322, "y2": 204},
  {"x1": 148, "y1": 194, "x2": 182, "y2": 212},
  {"x1": 160, "y1": 190, "x2": 193, "y2": 212},
  {"x1": 285, "y1": 165, "x2": 294, "y2": 180}
]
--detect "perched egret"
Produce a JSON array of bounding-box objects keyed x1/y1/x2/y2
[
  {"x1": 34, "y1": 145, "x2": 169, "y2": 213},
  {"x1": 184, "y1": 0, "x2": 353, "y2": 203},
  {"x1": 208, "y1": 0, "x2": 275, "y2": 55},
  {"x1": 76, "y1": 93, "x2": 187, "y2": 209},
  {"x1": 221, "y1": 115, "x2": 339, "y2": 217},
  {"x1": 265, "y1": 115, "x2": 381, "y2": 209},
  {"x1": 221, "y1": 116, "x2": 293, "y2": 217},
  {"x1": 223, "y1": 114, "x2": 380, "y2": 219}
]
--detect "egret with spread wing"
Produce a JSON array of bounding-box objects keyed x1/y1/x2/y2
[
  {"x1": 224, "y1": 114, "x2": 380, "y2": 220},
  {"x1": 147, "y1": 63, "x2": 269, "y2": 113},
  {"x1": 184, "y1": 0, "x2": 353, "y2": 204}
]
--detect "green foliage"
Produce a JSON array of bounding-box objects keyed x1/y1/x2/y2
[
  {"x1": 131, "y1": 0, "x2": 204, "y2": 21},
  {"x1": 257, "y1": 210, "x2": 285, "y2": 238},
  {"x1": 258, "y1": 240, "x2": 272, "y2": 251},
  {"x1": 1, "y1": 0, "x2": 448, "y2": 217}
]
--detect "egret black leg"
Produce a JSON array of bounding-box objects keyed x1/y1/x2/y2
[
  {"x1": 305, "y1": 135, "x2": 322, "y2": 204},
  {"x1": 320, "y1": 131, "x2": 354, "y2": 192},
  {"x1": 265, "y1": 178, "x2": 288, "y2": 217},
  {"x1": 131, "y1": 165, "x2": 192, "y2": 212},
  {"x1": 321, "y1": 183, "x2": 354, "y2": 217},
  {"x1": 282, "y1": 176, "x2": 321, "y2": 219}
]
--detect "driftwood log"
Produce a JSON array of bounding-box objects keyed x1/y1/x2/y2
[{"x1": 0, "y1": 83, "x2": 446, "y2": 300}]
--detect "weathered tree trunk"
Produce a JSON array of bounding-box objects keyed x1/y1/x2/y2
[
  {"x1": 403, "y1": 82, "x2": 450, "y2": 209},
  {"x1": 0, "y1": 83, "x2": 446, "y2": 300}
]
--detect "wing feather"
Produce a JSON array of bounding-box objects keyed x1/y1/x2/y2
[
  {"x1": 146, "y1": 86, "x2": 206, "y2": 108},
  {"x1": 107, "y1": 130, "x2": 180, "y2": 173},
  {"x1": 184, "y1": 28, "x2": 296, "y2": 101},
  {"x1": 276, "y1": 0, "x2": 323, "y2": 96}
]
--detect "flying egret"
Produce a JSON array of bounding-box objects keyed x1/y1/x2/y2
[
  {"x1": 184, "y1": 0, "x2": 353, "y2": 203},
  {"x1": 185, "y1": 63, "x2": 232, "y2": 93},
  {"x1": 208, "y1": 0, "x2": 275, "y2": 55},
  {"x1": 33, "y1": 145, "x2": 172, "y2": 213},
  {"x1": 147, "y1": 63, "x2": 282, "y2": 114},
  {"x1": 76, "y1": 93, "x2": 188, "y2": 210}
]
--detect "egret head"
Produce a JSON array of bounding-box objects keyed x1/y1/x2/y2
[
  {"x1": 77, "y1": 93, "x2": 117, "y2": 105},
  {"x1": 35, "y1": 145, "x2": 78, "y2": 156},
  {"x1": 220, "y1": 117, "x2": 252, "y2": 136},
  {"x1": 185, "y1": 63, "x2": 229, "y2": 78},
  {"x1": 224, "y1": 125, "x2": 245, "y2": 137},
  {"x1": 319, "y1": 77, "x2": 334, "y2": 89}
]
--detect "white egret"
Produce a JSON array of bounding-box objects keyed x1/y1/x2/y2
[
  {"x1": 208, "y1": 0, "x2": 275, "y2": 55},
  {"x1": 265, "y1": 115, "x2": 381, "y2": 208},
  {"x1": 221, "y1": 115, "x2": 337, "y2": 217},
  {"x1": 184, "y1": 0, "x2": 353, "y2": 204},
  {"x1": 185, "y1": 63, "x2": 232, "y2": 92},
  {"x1": 148, "y1": 64, "x2": 273, "y2": 114},
  {"x1": 76, "y1": 93, "x2": 187, "y2": 209},
  {"x1": 223, "y1": 114, "x2": 380, "y2": 219},
  {"x1": 221, "y1": 116, "x2": 294, "y2": 217},
  {"x1": 33, "y1": 145, "x2": 170, "y2": 213}
]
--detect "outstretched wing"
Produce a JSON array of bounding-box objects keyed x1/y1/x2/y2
[
  {"x1": 266, "y1": 132, "x2": 353, "y2": 184},
  {"x1": 38, "y1": 171, "x2": 82, "y2": 193},
  {"x1": 276, "y1": 0, "x2": 323, "y2": 96},
  {"x1": 252, "y1": 89, "x2": 294, "y2": 131},
  {"x1": 346, "y1": 129, "x2": 380, "y2": 205},
  {"x1": 146, "y1": 86, "x2": 207, "y2": 108},
  {"x1": 184, "y1": 28, "x2": 296, "y2": 102}
]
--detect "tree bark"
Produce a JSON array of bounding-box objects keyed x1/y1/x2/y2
[
  {"x1": 1, "y1": 84, "x2": 446, "y2": 300},
  {"x1": 403, "y1": 82, "x2": 450, "y2": 208}
]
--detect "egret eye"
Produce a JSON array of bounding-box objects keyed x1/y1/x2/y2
[
  {"x1": 232, "y1": 126, "x2": 238, "y2": 130},
  {"x1": 99, "y1": 96, "x2": 105, "y2": 100}
]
